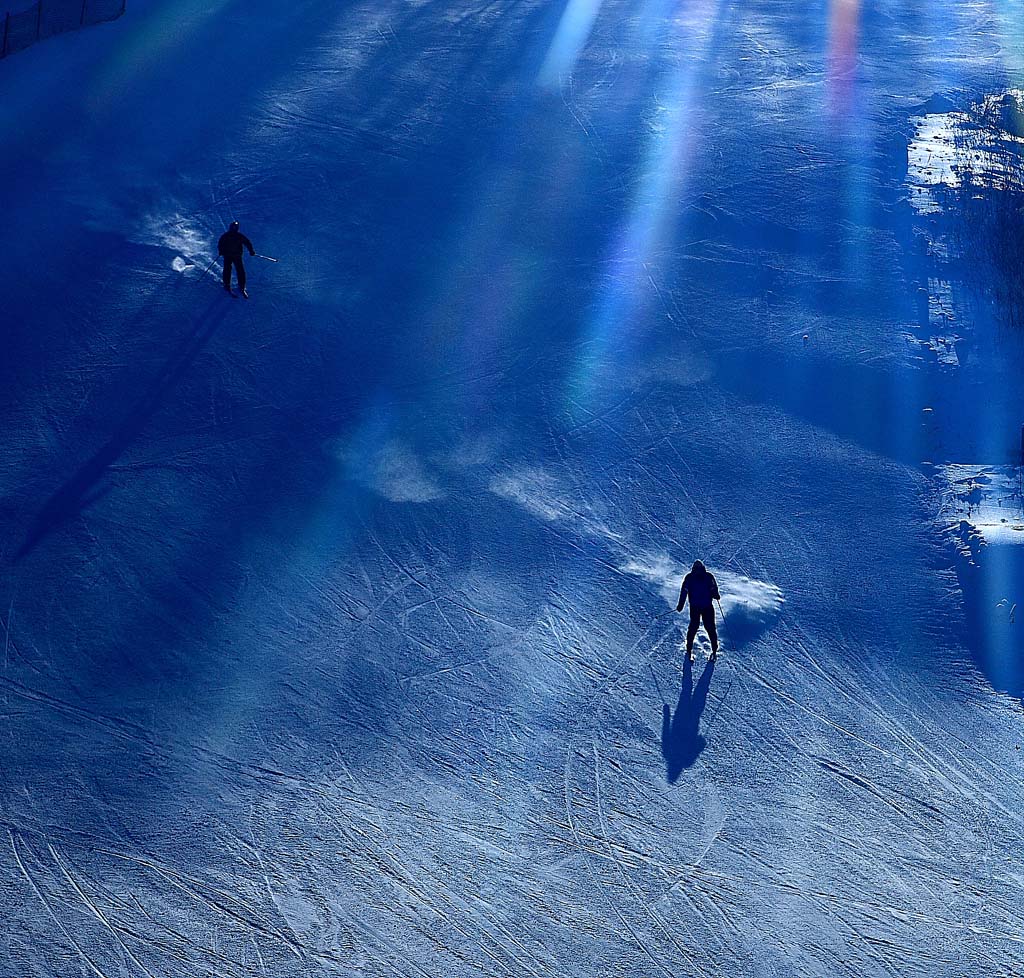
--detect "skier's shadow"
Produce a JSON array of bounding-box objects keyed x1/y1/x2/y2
[
  {"x1": 661, "y1": 655, "x2": 716, "y2": 783},
  {"x1": 15, "y1": 297, "x2": 229, "y2": 560}
]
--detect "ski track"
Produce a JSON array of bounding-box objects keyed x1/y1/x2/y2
[{"x1": 3, "y1": 0, "x2": 1024, "y2": 976}]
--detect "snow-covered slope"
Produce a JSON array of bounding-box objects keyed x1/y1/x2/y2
[{"x1": 2, "y1": 1, "x2": 1024, "y2": 975}]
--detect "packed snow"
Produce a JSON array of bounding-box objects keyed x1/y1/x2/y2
[{"x1": 2, "y1": 1, "x2": 1024, "y2": 976}]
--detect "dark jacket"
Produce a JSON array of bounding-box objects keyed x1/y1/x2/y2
[
  {"x1": 218, "y1": 229, "x2": 255, "y2": 259},
  {"x1": 677, "y1": 562, "x2": 720, "y2": 611}
]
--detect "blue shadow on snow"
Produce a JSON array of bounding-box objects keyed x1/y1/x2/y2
[
  {"x1": 661, "y1": 655, "x2": 716, "y2": 783},
  {"x1": 15, "y1": 296, "x2": 230, "y2": 560}
]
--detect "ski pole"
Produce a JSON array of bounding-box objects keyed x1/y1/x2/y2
[
  {"x1": 196, "y1": 255, "x2": 220, "y2": 281},
  {"x1": 254, "y1": 254, "x2": 278, "y2": 262},
  {"x1": 716, "y1": 599, "x2": 727, "y2": 625},
  {"x1": 648, "y1": 663, "x2": 668, "y2": 705}
]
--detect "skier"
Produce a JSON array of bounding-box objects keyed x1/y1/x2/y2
[
  {"x1": 675, "y1": 560, "x2": 721, "y2": 661},
  {"x1": 218, "y1": 221, "x2": 256, "y2": 297}
]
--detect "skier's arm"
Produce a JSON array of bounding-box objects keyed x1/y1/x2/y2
[
  {"x1": 676, "y1": 577, "x2": 688, "y2": 612},
  {"x1": 242, "y1": 234, "x2": 256, "y2": 256},
  {"x1": 710, "y1": 574, "x2": 721, "y2": 601},
  {"x1": 217, "y1": 234, "x2": 225, "y2": 256}
]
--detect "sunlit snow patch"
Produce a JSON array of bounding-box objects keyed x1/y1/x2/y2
[
  {"x1": 907, "y1": 92, "x2": 1024, "y2": 214},
  {"x1": 907, "y1": 110, "x2": 968, "y2": 214},
  {"x1": 900, "y1": 94, "x2": 1024, "y2": 365},
  {"x1": 937, "y1": 464, "x2": 1024, "y2": 556}
]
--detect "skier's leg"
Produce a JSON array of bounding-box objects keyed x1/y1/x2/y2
[
  {"x1": 222, "y1": 258, "x2": 232, "y2": 291},
  {"x1": 236, "y1": 258, "x2": 246, "y2": 292},
  {"x1": 704, "y1": 606, "x2": 719, "y2": 654},
  {"x1": 686, "y1": 610, "x2": 700, "y2": 655}
]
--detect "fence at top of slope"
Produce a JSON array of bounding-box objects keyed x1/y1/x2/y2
[{"x1": 1, "y1": 0, "x2": 124, "y2": 59}]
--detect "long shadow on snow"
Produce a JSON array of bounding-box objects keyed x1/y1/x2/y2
[
  {"x1": 14, "y1": 295, "x2": 230, "y2": 560},
  {"x1": 661, "y1": 655, "x2": 716, "y2": 782}
]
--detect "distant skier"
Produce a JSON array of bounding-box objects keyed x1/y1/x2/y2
[
  {"x1": 218, "y1": 221, "x2": 256, "y2": 297},
  {"x1": 675, "y1": 560, "x2": 721, "y2": 661}
]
